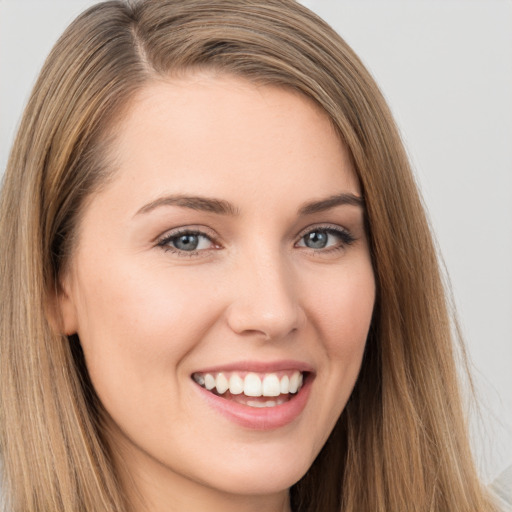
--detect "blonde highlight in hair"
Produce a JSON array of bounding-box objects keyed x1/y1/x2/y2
[{"x1": 0, "y1": 1, "x2": 497, "y2": 511}]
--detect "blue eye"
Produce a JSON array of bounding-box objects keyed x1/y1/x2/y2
[
  {"x1": 158, "y1": 230, "x2": 214, "y2": 253},
  {"x1": 303, "y1": 231, "x2": 329, "y2": 249},
  {"x1": 173, "y1": 233, "x2": 200, "y2": 251},
  {"x1": 297, "y1": 227, "x2": 355, "y2": 250}
]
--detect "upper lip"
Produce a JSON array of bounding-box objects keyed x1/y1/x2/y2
[{"x1": 192, "y1": 359, "x2": 315, "y2": 375}]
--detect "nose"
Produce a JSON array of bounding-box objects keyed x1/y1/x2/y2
[{"x1": 225, "y1": 251, "x2": 305, "y2": 341}]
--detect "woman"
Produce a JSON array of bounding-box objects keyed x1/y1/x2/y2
[{"x1": 0, "y1": 1, "x2": 503, "y2": 511}]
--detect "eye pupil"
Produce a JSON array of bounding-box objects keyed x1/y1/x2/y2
[
  {"x1": 174, "y1": 234, "x2": 199, "y2": 251},
  {"x1": 305, "y1": 231, "x2": 328, "y2": 249}
]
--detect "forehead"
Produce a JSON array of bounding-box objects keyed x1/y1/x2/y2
[{"x1": 99, "y1": 74, "x2": 360, "y2": 213}]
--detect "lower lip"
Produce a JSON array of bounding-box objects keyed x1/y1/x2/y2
[{"x1": 193, "y1": 376, "x2": 313, "y2": 430}]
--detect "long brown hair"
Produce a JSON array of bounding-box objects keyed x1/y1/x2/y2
[{"x1": 0, "y1": 1, "x2": 497, "y2": 511}]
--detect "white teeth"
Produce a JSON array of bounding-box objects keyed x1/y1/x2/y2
[
  {"x1": 194, "y1": 370, "x2": 305, "y2": 397},
  {"x1": 262, "y1": 374, "x2": 281, "y2": 397},
  {"x1": 229, "y1": 374, "x2": 244, "y2": 395},
  {"x1": 215, "y1": 373, "x2": 229, "y2": 394},
  {"x1": 280, "y1": 375, "x2": 290, "y2": 394},
  {"x1": 244, "y1": 373, "x2": 263, "y2": 397},
  {"x1": 204, "y1": 374, "x2": 216, "y2": 391},
  {"x1": 289, "y1": 371, "x2": 300, "y2": 393}
]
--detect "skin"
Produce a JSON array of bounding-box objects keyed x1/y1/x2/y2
[{"x1": 58, "y1": 74, "x2": 375, "y2": 512}]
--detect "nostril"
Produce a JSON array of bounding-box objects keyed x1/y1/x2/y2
[{"x1": 225, "y1": 300, "x2": 304, "y2": 341}]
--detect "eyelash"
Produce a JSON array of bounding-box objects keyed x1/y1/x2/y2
[
  {"x1": 296, "y1": 225, "x2": 356, "y2": 253},
  {"x1": 156, "y1": 225, "x2": 356, "y2": 257},
  {"x1": 156, "y1": 229, "x2": 216, "y2": 257}
]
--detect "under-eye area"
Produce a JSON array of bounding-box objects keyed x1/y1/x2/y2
[{"x1": 192, "y1": 371, "x2": 309, "y2": 408}]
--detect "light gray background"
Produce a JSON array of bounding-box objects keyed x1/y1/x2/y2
[{"x1": 1, "y1": 0, "x2": 511, "y2": 482}]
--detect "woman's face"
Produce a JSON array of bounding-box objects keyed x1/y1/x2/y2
[{"x1": 59, "y1": 75, "x2": 375, "y2": 510}]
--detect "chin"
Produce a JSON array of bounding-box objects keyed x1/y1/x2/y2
[{"x1": 195, "y1": 446, "x2": 314, "y2": 496}]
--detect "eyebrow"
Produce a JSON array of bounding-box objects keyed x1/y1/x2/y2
[
  {"x1": 136, "y1": 195, "x2": 240, "y2": 216},
  {"x1": 135, "y1": 191, "x2": 364, "y2": 217},
  {"x1": 298, "y1": 193, "x2": 364, "y2": 215}
]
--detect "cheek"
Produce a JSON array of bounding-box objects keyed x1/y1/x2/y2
[
  {"x1": 72, "y1": 259, "x2": 222, "y2": 397},
  {"x1": 294, "y1": 261, "x2": 375, "y2": 455},
  {"x1": 310, "y1": 263, "x2": 375, "y2": 358},
  {"x1": 79, "y1": 258, "x2": 214, "y2": 336},
  {"x1": 308, "y1": 261, "x2": 374, "y2": 411}
]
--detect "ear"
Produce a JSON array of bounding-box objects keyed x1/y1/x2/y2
[{"x1": 46, "y1": 274, "x2": 79, "y2": 336}]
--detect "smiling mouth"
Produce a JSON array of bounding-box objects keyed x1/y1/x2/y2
[{"x1": 192, "y1": 370, "x2": 305, "y2": 408}]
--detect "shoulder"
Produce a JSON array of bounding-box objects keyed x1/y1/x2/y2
[{"x1": 490, "y1": 465, "x2": 512, "y2": 512}]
